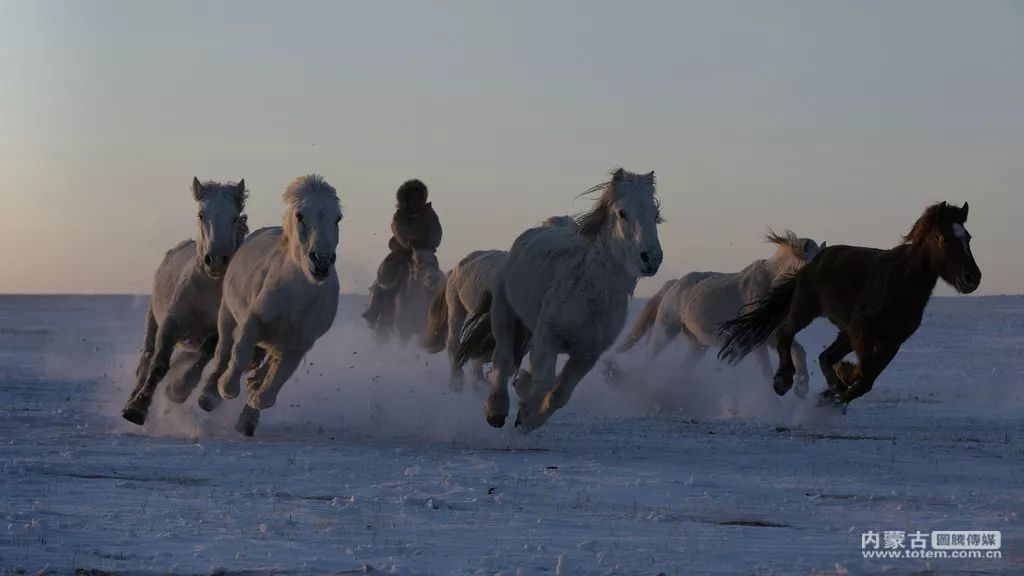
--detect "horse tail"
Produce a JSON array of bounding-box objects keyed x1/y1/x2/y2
[
  {"x1": 619, "y1": 279, "x2": 677, "y2": 352},
  {"x1": 718, "y1": 274, "x2": 799, "y2": 364},
  {"x1": 421, "y1": 272, "x2": 450, "y2": 353},
  {"x1": 454, "y1": 289, "x2": 494, "y2": 367}
]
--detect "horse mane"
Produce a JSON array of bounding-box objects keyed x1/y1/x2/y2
[
  {"x1": 282, "y1": 174, "x2": 339, "y2": 207},
  {"x1": 764, "y1": 228, "x2": 803, "y2": 259},
  {"x1": 903, "y1": 202, "x2": 946, "y2": 249},
  {"x1": 193, "y1": 179, "x2": 248, "y2": 211},
  {"x1": 575, "y1": 168, "x2": 661, "y2": 238}
]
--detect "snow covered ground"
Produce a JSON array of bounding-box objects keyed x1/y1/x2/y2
[{"x1": 1, "y1": 294, "x2": 1021, "y2": 575}]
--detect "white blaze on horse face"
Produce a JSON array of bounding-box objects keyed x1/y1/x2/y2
[
  {"x1": 950, "y1": 222, "x2": 966, "y2": 251},
  {"x1": 610, "y1": 171, "x2": 662, "y2": 277}
]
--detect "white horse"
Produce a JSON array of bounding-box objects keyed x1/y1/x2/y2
[
  {"x1": 379, "y1": 248, "x2": 445, "y2": 346},
  {"x1": 424, "y1": 249, "x2": 507, "y2": 390},
  {"x1": 196, "y1": 174, "x2": 343, "y2": 436},
  {"x1": 422, "y1": 216, "x2": 579, "y2": 391},
  {"x1": 122, "y1": 178, "x2": 248, "y2": 426},
  {"x1": 606, "y1": 230, "x2": 824, "y2": 398},
  {"x1": 456, "y1": 169, "x2": 663, "y2": 433}
]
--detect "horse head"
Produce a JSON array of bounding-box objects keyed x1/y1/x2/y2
[
  {"x1": 577, "y1": 168, "x2": 663, "y2": 278},
  {"x1": 282, "y1": 175, "x2": 343, "y2": 284},
  {"x1": 907, "y1": 201, "x2": 980, "y2": 293},
  {"x1": 192, "y1": 178, "x2": 248, "y2": 278},
  {"x1": 764, "y1": 228, "x2": 826, "y2": 276}
]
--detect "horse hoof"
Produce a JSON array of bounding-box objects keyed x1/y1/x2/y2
[
  {"x1": 486, "y1": 412, "x2": 506, "y2": 428},
  {"x1": 197, "y1": 389, "x2": 222, "y2": 413},
  {"x1": 235, "y1": 418, "x2": 257, "y2": 437},
  {"x1": 122, "y1": 405, "x2": 147, "y2": 426},
  {"x1": 772, "y1": 375, "x2": 793, "y2": 396},
  {"x1": 235, "y1": 406, "x2": 260, "y2": 436},
  {"x1": 817, "y1": 389, "x2": 839, "y2": 407}
]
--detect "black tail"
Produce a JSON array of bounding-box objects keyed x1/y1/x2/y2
[
  {"x1": 454, "y1": 290, "x2": 494, "y2": 367},
  {"x1": 718, "y1": 274, "x2": 799, "y2": 364}
]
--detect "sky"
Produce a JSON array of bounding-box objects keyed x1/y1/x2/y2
[{"x1": 1, "y1": 0, "x2": 1021, "y2": 296}]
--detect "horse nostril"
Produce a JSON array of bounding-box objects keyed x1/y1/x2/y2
[
  {"x1": 640, "y1": 252, "x2": 651, "y2": 264},
  {"x1": 308, "y1": 251, "x2": 318, "y2": 263},
  {"x1": 203, "y1": 255, "x2": 213, "y2": 266}
]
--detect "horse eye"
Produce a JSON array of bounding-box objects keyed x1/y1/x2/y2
[
  {"x1": 617, "y1": 209, "x2": 628, "y2": 220},
  {"x1": 198, "y1": 212, "x2": 204, "y2": 220},
  {"x1": 296, "y1": 213, "x2": 304, "y2": 223},
  {"x1": 335, "y1": 216, "x2": 342, "y2": 225}
]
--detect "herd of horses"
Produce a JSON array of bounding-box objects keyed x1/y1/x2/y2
[{"x1": 121, "y1": 169, "x2": 981, "y2": 436}]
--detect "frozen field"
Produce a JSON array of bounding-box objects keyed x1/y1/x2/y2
[{"x1": 1, "y1": 294, "x2": 1021, "y2": 575}]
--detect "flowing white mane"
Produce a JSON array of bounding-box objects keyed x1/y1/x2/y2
[{"x1": 282, "y1": 174, "x2": 339, "y2": 207}]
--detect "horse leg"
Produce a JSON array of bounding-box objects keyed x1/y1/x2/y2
[
  {"x1": 772, "y1": 294, "x2": 817, "y2": 397},
  {"x1": 233, "y1": 354, "x2": 276, "y2": 436},
  {"x1": 131, "y1": 305, "x2": 157, "y2": 396},
  {"x1": 513, "y1": 325, "x2": 558, "y2": 431},
  {"x1": 122, "y1": 318, "x2": 181, "y2": 425},
  {"x1": 790, "y1": 339, "x2": 810, "y2": 399},
  {"x1": 166, "y1": 334, "x2": 218, "y2": 403},
  {"x1": 447, "y1": 298, "x2": 468, "y2": 392},
  {"x1": 217, "y1": 316, "x2": 261, "y2": 400},
  {"x1": 604, "y1": 318, "x2": 679, "y2": 386},
  {"x1": 836, "y1": 331, "x2": 899, "y2": 404},
  {"x1": 483, "y1": 286, "x2": 516, "y2": 428},
  {"x1": 471, "y1": 358, "x2": 488, "y2": 387},
  {"x1": 248, "y1": 351, "x2": 301, "y2": 409},
  {"x1": 245, "y1": 347, "x2": 270, "y2": 390},
  {"x1": 647, "y1": 320, "x2": 681, "y2": 363},
  {"x1": 521, "y1": 353, "x2": 598, "y2": 433},
  {"x1": 198, "y1": 305, "x2": 235, "y2": 412},
  {"x1": 817, "y1": 331, "x2": 852, "y2": 401}
]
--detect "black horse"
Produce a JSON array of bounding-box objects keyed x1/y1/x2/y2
[{"x1": 719, "y1": 202, "x2": 981, "y2": 406}]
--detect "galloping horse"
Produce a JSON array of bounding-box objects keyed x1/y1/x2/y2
[
  {"x1": 719, "y1": 202, "x2": 980, "y2": 407},
  {"x1": 423, "y1": 249, "x2": 505, "y2": 390},
  {"x1": 456, "y1": 169, "x2": 663, "y2": 433},
  {"x1": 607, "y1": 230, "x2": 823, "y2": 398},
  {"x1": 422, "y1": 216, "x2": 579, "y2": 391},
  {"x1": 379, "y1": 247, "x2": 445, "y2": 346},
  {"x1": 197, "y1": 174, "x2": 343, "y2": 436},
  {"x1": 122, "y1": 178, "x2": 248, "y2": 426}
]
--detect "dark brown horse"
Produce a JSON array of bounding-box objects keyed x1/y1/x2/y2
[{"x1": 718, "y1": 202, "x2": 981, "y2": 407}]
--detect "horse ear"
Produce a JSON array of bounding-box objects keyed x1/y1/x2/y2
[
  {"x1": 961, "y1": 202, "x2": 969, "y2": 221},
  {"x1": 612, "y1": 168, "x2": 626, "y2": 182},
  {"x1": 192, "y1": 177, "x2": 202, "y2": 200},
  {"x1": 237, "y1": 179, "x2": 246, "y2": 192},
  {"x1": 820, "y1": 241, "x2": 827, "y2": 249}
]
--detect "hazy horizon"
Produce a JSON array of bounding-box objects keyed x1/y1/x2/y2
[{"x1": 2, "y1": 1, "x2": 1021, "y2": 297}]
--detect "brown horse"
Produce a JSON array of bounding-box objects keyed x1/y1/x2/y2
[{"x1": 718, "y1": 202, "x2": 980, "y2": 407}]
